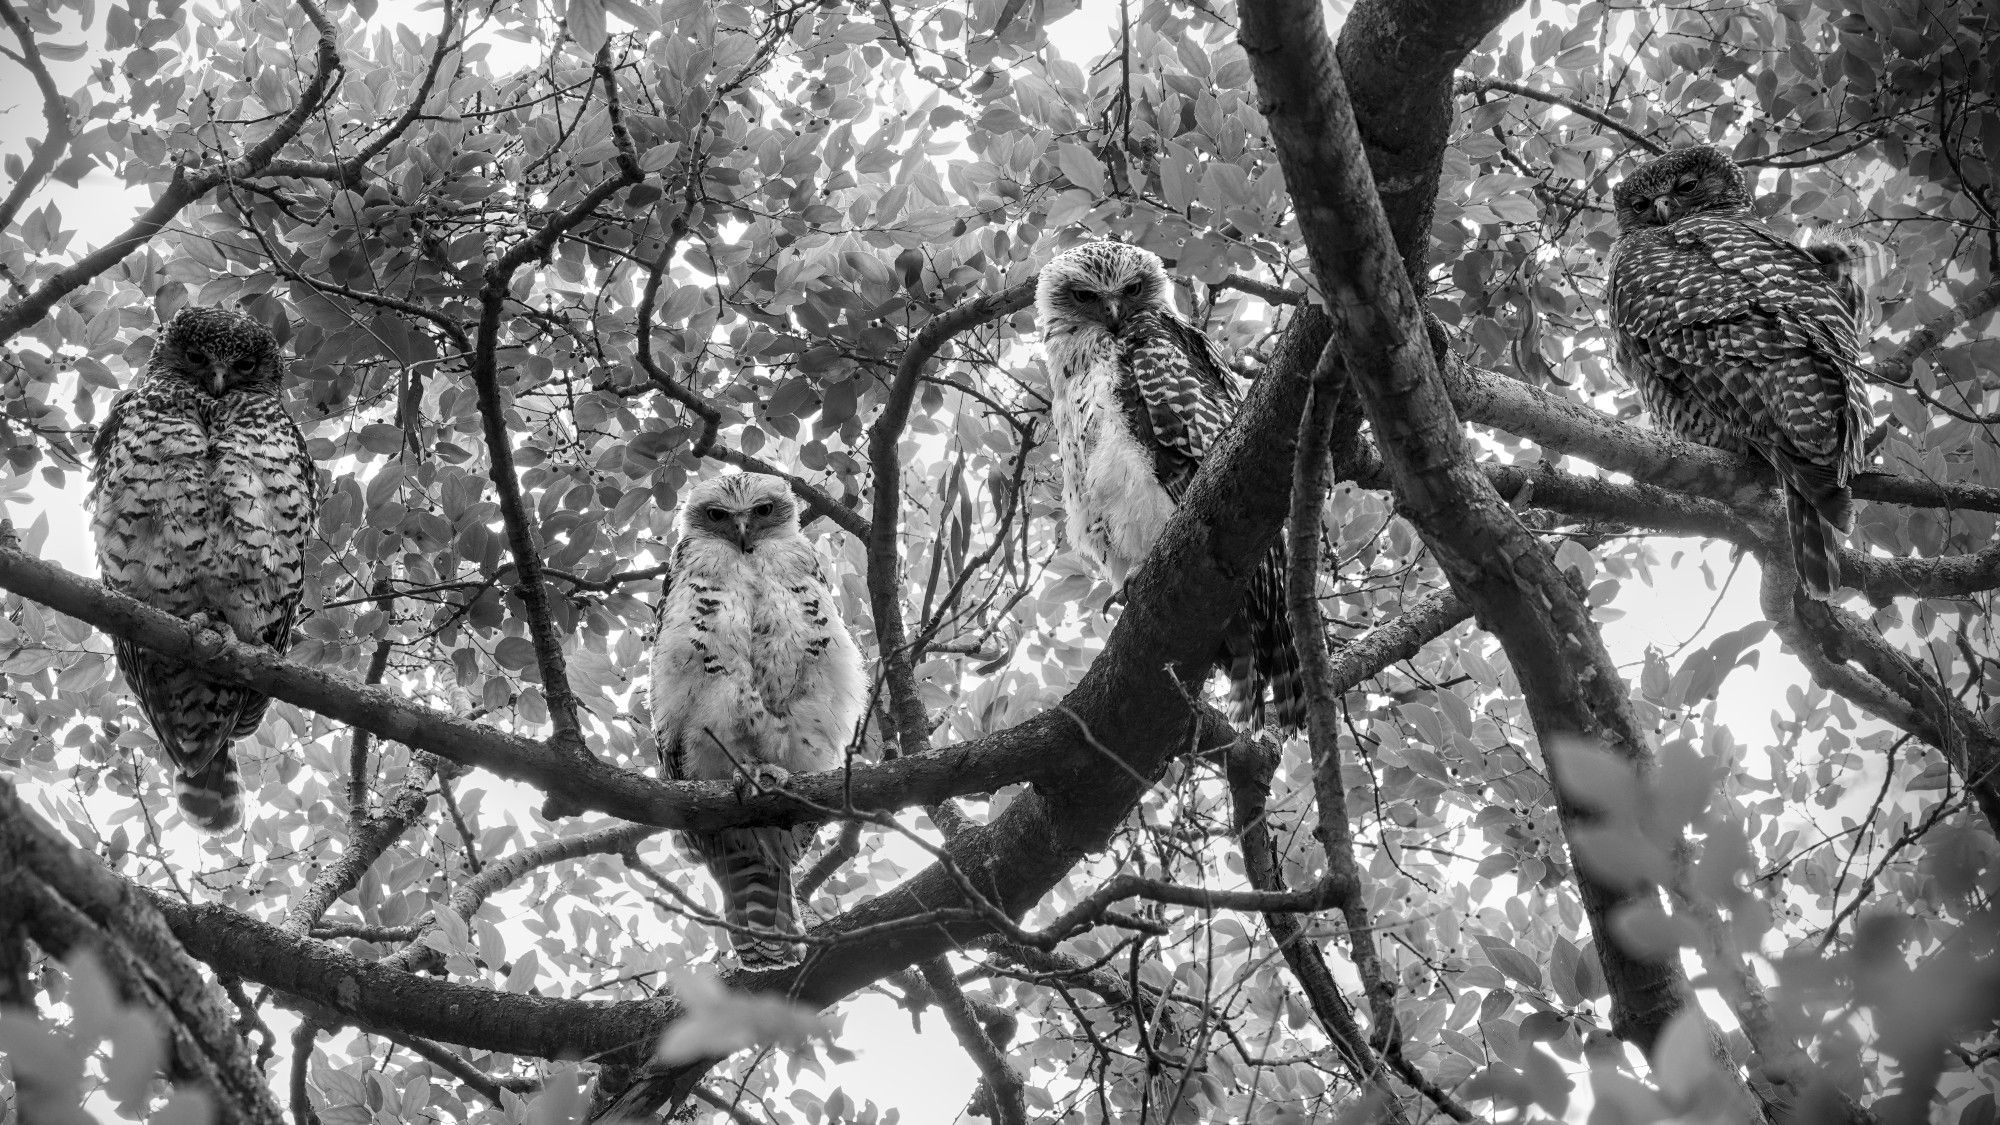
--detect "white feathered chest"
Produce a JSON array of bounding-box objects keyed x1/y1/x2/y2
[
  {"x1": 1045, "y1": 327, "x2": 1177, "y2": 584},
  {"x1": 650, "y1": 534, "x2": 865, "y2": 781}
]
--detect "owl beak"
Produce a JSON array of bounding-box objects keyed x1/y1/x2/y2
[
  {"x1": 1102, "y1": 297, "x2": 1124, "y2": 329},
  {"x1": 731, "y1": 515, "x2": 753, "y2": 553},
  {"x1": 207, "y1": 365, "x2": 228, "y2": 396},
  {"x1": 1652, "y1": 196, "x2": 1675, "y2": 225}
]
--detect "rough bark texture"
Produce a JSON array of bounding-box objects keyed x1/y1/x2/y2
[{"x1": 1240, "y1": 0, "x2": 1697, "y2": 1053}]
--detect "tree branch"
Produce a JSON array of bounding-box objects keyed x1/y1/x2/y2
[
  {"x1": 4, "y1": 779, "x2": 287, "y2": 1125},
  {"x1": 0, "y1": 0, "x2": 342, "y2": 345},
  {"x1": 865, "y1": 279, "x2": 1038, "y2": 759},
  {"x1": 918, "y1": 958, "x2": 1026, "y2": 1125},
  {"x1": 1241, "y1": 0, "x2": 1698, "y2": 1055},
  {"x1": 1871, "y1": 276, "x2": 2000, "y2": 388},
  {"x1": 1455, "y1": 75, "x2": 1665, "y2": 156},
  {"x1": 0, "y1": 0, "x2": 74, "y2": 236}
]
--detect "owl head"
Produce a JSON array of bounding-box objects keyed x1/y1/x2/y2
[
  {"x1": 678, "y1": 474, "x2": 798, "y2": 554},
  {"x1": 154, "y1": 306, "x2": 285, "y2": 397},
  {"x1": 1613, "y1": 145, "x2": 1754, "y2": 231},
  {"x1": 1036, "y1": 241, "x2": 1172, "y2": 336}
]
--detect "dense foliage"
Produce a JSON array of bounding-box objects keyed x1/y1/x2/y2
[{"x1": 0, "y1": 0, "x2": 1996, "y2": 1121}]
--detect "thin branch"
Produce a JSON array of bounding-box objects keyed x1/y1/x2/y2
[
  {"x1": 1455, "y1": 75, "x2": 1665, "y2": 155},
  {"x1": 0, "y1": 0, "x2": 342, "y2": 345},
  {"x1": 865, "y1": 278, "x2": 1038, "y2": 759},
  {"x1": 1871, "y1": 276, "x2": 2000, "y2": 387},
  {"x1": 919, "y1": 958, "x2": 1026, "y2": 1125},
  {"x1": 282, "y1": 756, "x2": 439, "y2": 936},
  {"x1": 0, "y1": 0, "x2": 75, "y2": 235}
]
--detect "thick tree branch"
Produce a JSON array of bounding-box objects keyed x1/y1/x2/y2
[
  {"x1": 0, "y1": 0, "x2": 341, "y2": 345},
  {"x1": 3, "y1": 780, "x2": 286, "y2": 1125},
  {"x1": 1242, "y1": 0, "x2": 1698, "y2": 1055}
]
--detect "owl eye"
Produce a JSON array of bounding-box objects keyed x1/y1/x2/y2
[
  {"x1": 1071, "y1": 288, "x2": 1099, "y2": 303},
  {"x1": 1673, "y1": 175, "x2": 1699, "y2": 193},
  {"x1": 233, "y1": 359, "x2": 256, "y2": 374},
  {"x1": 752, "y1": 502, "x2": 774, "y2": 518},
  {"x1": 1123, "y1": 281, "x2": 1143, "y2": 297},
  {"x1": 706, "y1": 506, "x2": 730, "y2": 521},
  {"x1": 185, "y1": 349, "x2": 208, "y2": 365}
]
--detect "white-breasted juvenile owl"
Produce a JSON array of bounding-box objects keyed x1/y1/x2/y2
[
  {"x1": 89, "y1": 306, "x2": 320, "y2": 831},
  {"x1": 649, "y1": 474, "x2": 866, "y2": 968},
  {"x1": 1607, "y1": 145, "x2": 1871, "y2": 598},
  {"x1": 1036, "y1": 241, "x2": 1306, "y2": 730}
]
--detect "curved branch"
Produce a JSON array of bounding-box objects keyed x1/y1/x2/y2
[
  {"x1": 1455, "y1": 75, "x2": 1665, "y2": 155},
  {"x1": 0, "y1": 0, "x2": 74, "y2": 236},
  {"x1": 1871, "y1": 276, "x2": 2000, "y2": 388},
  {"x1": 0, "y1": 0, "x2": 342, "y2": 345},
  {"x1": 1241, "y1": 0, "x2": 1698, "y2": 1055},
  {"x1": 865, "y1": 279, "x2": 1038, "y2": 759}
]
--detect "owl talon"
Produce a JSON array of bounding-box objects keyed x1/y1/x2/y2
[{"x1": 735, "y1": 763, "x2": 792, "y2": 801}]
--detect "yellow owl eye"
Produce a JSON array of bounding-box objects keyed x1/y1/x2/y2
[
  {"x1": 186, "y1": 349, "x2": 208, "y2": 365},
  {"x1": 234, "y1": 359, "x2": 256, "y2": 374},
  {"x1": 1673, "y1": 175, "x2": 1698, "y2": 193},
  {"x1": 753, "y1": 502, "x2": 774, "y2": 517},
  {"x1": 706, "y1": 506, "x2": 730, "y2": 521},
  {"x1": 1071, "y1": 288, "x2": 1099, "y2": 303},
  {"x1": 1123, "y1": 281, "x2": 1142, "y2": 296}
]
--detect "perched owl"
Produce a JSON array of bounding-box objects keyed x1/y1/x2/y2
[
  {"x1": 1037, "y1": 241, "x2": 1306, "y2": 730},
  {"x1": 649, "y1": 474, "x2": 866, "y2": 968},
  {"x1": 1607, "y1": 145, "x2": 1871, "y2": 598},
  {"x1": 89, "y1": 306, "x2": 319, "y2": 831}
]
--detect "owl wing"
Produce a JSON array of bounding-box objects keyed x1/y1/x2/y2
[
  {"x1": 1121, "y1": 311, "x2": 1239, "y2": 501},
  {"x1": 1608, "y1": 213, "x2": 1866, "y2": 476}
]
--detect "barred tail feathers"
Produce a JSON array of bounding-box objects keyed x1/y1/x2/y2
[
  {"x1": 1217, "y1": 542, "x2": 1308, "y2": 733},
  {"x1": 694, "y1": 826, "x2": 807, "y2": 969},
  {"x1": 175, "y1": 751, "x2": 243, "y2": 832},
  {"x1": 1785, "y1": 486, "x2": 1845, "y2": 600}
]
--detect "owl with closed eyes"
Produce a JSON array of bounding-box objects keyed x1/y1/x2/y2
[
  {"x1": 1607, "y1": 145, "x2": 1872, "y2": 598},
  {"x1": 648, "y1": 473, "x2": 866, "y2": 968},
  {"x1": 89, "y1": 306, "x2": 319, "y2": 831},
  {"x1": 1037, "y1": 241, "x2": 1306, "y2": 731}
]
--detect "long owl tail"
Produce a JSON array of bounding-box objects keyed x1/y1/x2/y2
[
  {"x1": 1218, "y1": 542, "x2": 1309, "y2": 732},
  {"x1": 693, "y1": 826, "x2": 807, "y2": 969},
  {"x1": 1784, "y1": 473, "x2": 1853, "y2": 600},
  {"x1": 175, "y1": 752, "x2": 243, "y2": 832}
]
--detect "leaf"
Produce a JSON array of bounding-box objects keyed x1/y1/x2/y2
[
  {"x1": 566, "y1": 0, "x2": 607, "y2": 56},
  {"x1": 655, "y1": 968, "x2": 833, "y2": 1064},
  {"x1": 1054, "y1": 143, "x2": 1106, "y2": 195},
  {"x1": 1474, "y1": 934, "x2": 1544, "y2": 991}
]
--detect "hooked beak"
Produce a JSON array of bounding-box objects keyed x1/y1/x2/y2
[
  {"x1": 731, "y1": 515, "x2": 754, "y2": 553},
  {"x1": 1102, "y1": 297, "x2": 1125, "y2": 330},
  {"x1": 1652, "y1": 196, "x2": 1675, "y2": 225},
  {"x1": 208, "y1": 365, "x2": 228, "y2": 397}
]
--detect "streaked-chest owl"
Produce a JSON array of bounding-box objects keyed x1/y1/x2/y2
[
  {"x1": 89, "y1": 306, "x2": 320, "y2": 831},
  {"x1": 649, "y1": 474, "x2": 866, "y2": 968},
  {"x1": 1606, "y1": 145, "x2": 1871, "y2": 598},
  {"x1": 1036, "y1": 241, "x2": 1306, "y2": 730}
]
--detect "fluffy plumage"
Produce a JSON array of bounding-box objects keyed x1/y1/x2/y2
[
  {"x1": 649, "y1": 474, "x2": 866, "y2": 968},
  {"x1": 1036, "y1": 241, "x2": 1305, "y2": 730},
  {"x1": 89, "y1": 306, "x2": 319, "y2": 831},
  {"x1": 1607, "y1": 145, "x2": 1871, "y2": 598}
]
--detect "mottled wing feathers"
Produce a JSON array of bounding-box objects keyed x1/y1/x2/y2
[
  {"x1": 1122, "y1": 310, "x2": 1237, "y2": 502},
  {"x1": 1609, "y1": 207, "x2": 1871, "y2": 597},
  {"x1": 89, "y1": 330, "x2": 316, "y2": 832}
]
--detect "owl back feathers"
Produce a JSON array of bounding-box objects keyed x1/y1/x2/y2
[{"x1": 1609, "y1": 208, "x2": 1869, "y2": 598}]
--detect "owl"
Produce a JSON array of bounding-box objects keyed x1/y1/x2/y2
[
  {"x1": 89, "y1": 306, "x2": 319, "y2": 831},
  {"x1": 649, "y1": 473, "x2": 866, "y2": 968},
  {"x1": 1607, "y1": 145, "x2": 1871, "y2": 598},
  {"x1": 1036, "y1": 241, "x2": 1306, "y2": 730}
]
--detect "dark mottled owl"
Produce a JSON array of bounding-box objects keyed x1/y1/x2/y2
[
  {"x1": 89, "y1": 306, "x2": 319, "y2": 831},
  {"x1": 1607, "y1": 145, "x2": 1871, "y2": 598},
  {"x1": 1037, "y1": 241, "x2": 1306, "y2": 730},
  {"x1": 649, "y1": 474, "x2": 866, "y2": 968}
]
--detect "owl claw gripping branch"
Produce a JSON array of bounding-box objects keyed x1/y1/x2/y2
[{"x1": 89, "y1": 306, "x2": 321, "y2": 832}]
